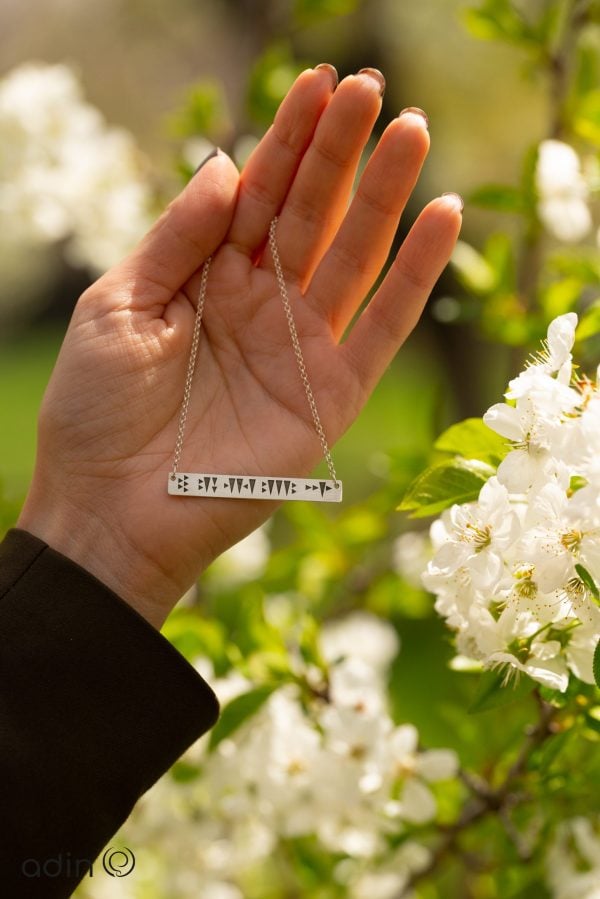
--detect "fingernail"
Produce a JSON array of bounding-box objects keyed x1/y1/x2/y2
[
  {"x1": 315, "y1": 63, "x2": 338, "y2": 91},
  {"x1": 441, "y1": 192, "x2": 464, "y2": 213},
  {"x1": 357, "y1": 67, "x2": 385, "y2": 97},
  {"x1": 193, "y1": 146, "x2": 220, "y2": 176},
  {"x1": 400, "y1": 107, "x2": 429, "y2": 129}
]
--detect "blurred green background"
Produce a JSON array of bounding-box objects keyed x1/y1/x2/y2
[
  {"x1": 0, "y1": 0, "x2": 546, "y2": 495},
  {"x1": 3, "y1": 1, "x2": 597, "y2": 895},
  {"x1": 0, "y1": 0, "x2": 564, "y2": 799}
]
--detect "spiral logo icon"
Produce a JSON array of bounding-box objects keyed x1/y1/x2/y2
[{"x1": 102, "y1": 847, "x2": 135, "y2": 877}]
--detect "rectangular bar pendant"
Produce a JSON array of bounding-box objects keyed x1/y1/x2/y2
[{"x1": 168, "y1": 473, "x2": 342, "y2": 503}]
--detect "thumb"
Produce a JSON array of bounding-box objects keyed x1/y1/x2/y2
[{"x1": 110, "y1": 149, "x2": 239, "y2": 307}]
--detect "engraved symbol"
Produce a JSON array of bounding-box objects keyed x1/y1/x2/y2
[
  {"x1": 171, "y1": 472, "x2": 341, "y2": 502},
  {"x1": 320, "y1": 481, "x2": 331, "y2": 496}
]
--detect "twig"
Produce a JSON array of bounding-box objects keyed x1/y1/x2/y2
[
  {"x1": 510, "y1": 0, "x2": 590, "y2": 374},
  {"x1": 396, "y1": 693, "x2": 556, "y2": 897}
]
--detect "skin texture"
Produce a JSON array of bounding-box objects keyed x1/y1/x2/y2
[{"x1": 17, "y1": 67, "x2": 462, "y2": 628}]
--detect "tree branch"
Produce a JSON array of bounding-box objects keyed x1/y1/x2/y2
[{"x1": 397, "y1": 693, "x2": 557, "y2": 897}]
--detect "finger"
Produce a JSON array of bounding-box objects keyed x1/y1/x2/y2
[
  {"x1": 266, "y1": 69, "x2": 386, "y2": 287},
  {"x1": 226, "y1": 65, "x2": 338, "y2": 256},
  {"x1": 306, "y1": 109, "x2": 430, "y2": 339},
  {"x1": 98, "y1": 150, "x2": 239, "y2": 309},
  {"x1": 341, "y1": 193, "x2": 463, "y2": 396}
]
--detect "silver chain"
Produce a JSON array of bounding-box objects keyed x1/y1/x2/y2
[
  {"x1": 267, "y1": 217, "x2": 338, "y2": 484},
  {"x1": 171, "y1": 216, "x2": 338, "y2": 485},
  {"x1": 171, "y1": 256, "x2": 211, "y2": 478}
]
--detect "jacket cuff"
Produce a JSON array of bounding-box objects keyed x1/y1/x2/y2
[{"x1": 0, "y1": 527, "x2": 219, "y2": 894}]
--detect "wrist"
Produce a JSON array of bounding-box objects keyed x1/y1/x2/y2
[{"x1": 17, "y1": 481, "x2": 176, "y2": 630}]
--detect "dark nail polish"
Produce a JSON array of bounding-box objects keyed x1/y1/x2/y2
[
  {"x1": 193, "y1": 146, "x2": 220, "y2": 176},
  {"x1": 357, "y1": 67, "x2": 385, "y2": 97},
  {"x1": 315, "y1": 63, "x2": 339, "y2": 91},
  {"x1": 399, "y1": 107, "x2": 429, "y2": 128},
  {"x1": 441, "y1": 192, "x2": 465, "y2": 213}
]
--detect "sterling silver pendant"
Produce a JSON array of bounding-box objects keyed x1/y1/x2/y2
[
  {"x1": 168, "y1": 473, "x2": 343, "y2": 503},
  {"x1": 168, "y1": 220, "x2": 343, "y2": 505}
]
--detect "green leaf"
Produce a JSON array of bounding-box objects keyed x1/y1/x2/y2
[
  {"x1": 338, "y1": 507, "x2": 386, "y2": 545},
  {"x1": 576, "y1": 301, "x2": 600, "y2": 343},
  {"x1": 549, "y1": 251, "x2": 600, "y2": 285},
  {"x1": 168, "y1": 80, "x2": 229, "y2": 139},
  {"x1": 569, "y1": 475, "x2": 588, "y2": 494},
  {"x1": 576, "y1": 35, "x2": 600, "y2": 97},
  {"x1": 533, "y1": 729, "x2": 572, "y2": 771},
  {"x1": 451, "y1": 241, "x2": 496, "y2": 294},
  {"x1": 469, "y1": 184, "x2": 524, "y2": 213},
  {"x1": 537, "y1": 0, "x2": 569, "y2": 52},
  {"x1": 171, "y1": 760, "x2": 201, "y2": 783},
  {"x1": 462, "y1": 2, "x2": 536, "y2": 46},
  {"x1": 209, "y1": 685, "x2": 276, "y2": 751},
  {"x1": 162, "y1": 611, "x2": 227, "y2": 664},
  {"x1": 585, "y1": 706, "x2": 600, "y2": 734},
  {"x1": 575, "y1": 564, "x2": 600, "y2": 600},
  {"x1": 434, "y1": 417, "x2": 508, "y2": 466},
  {"x1": 293, "y1": 0, "x2": 360, "y2": 25},
  {"x1": 247, "y1": 43, "x2": 306, "y2": 126},
  {"x1": 399, "y1": 458, "x2": 493, "y2": 518},
  {"x1": 594, "y1": 641, "x2": 600, "y2": 689},
  {"x1": 483, "y1": 232, "x2": 516, "y2": 292},
  {"x1": 574, "y1": 89, "x2": 600, "y2": 147},
  {"x1": 541, "y1": 278, "x2": 582, "y2": 320},
  {"x1": 469, "y1": 668, "x2": 535, "y2": 713}
]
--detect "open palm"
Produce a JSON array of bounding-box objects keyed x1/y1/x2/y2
[{"x1": 19, "y1": 66, "x2": 462, "y2": 627}]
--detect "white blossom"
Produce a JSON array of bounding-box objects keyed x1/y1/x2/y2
[
  {"x1": 425, "y1": 477, "x2": 520, "y2": 592},
  {"x1": 547, "y1": 818, "x2": 600, "y2": 899},
  {"x1": 426, "y1": 313, "x2": 600, "y2": 692},
  {"x1": 321, "y1": 612, "x2": 400, "y2": 676},
  {"x1": 393, "y1": 530, "x2": 432, "y2": 586},
  {"x1": 95, "y1": 609, "x2": 458, "y2": 893},
  {"x1": 208, "y1": 524, "x2": 271, "y2": 584},
  {"x1": 348, "y1": 842, "x2": 431, "y2": 899},
  {"x1": 536, "y1": 140, "x2": 592, "y2": 243},
  {"x1": 484, "y1": 313, "x2": 580, "y2": 492},
  {"x1": 519, "y1": 482, "x2": 600, "y2": 594},
  {"x1": 0, "y1": 62, "x2": 152, "y2": 275}
]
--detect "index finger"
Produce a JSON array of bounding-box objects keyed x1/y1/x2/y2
[{"x1": 226, "y1": 65, "x2": 337, "y2": 257}]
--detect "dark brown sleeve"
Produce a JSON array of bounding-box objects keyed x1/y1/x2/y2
[{"x1": 0, "y1": 528, "x2": 219, "y2": 897}]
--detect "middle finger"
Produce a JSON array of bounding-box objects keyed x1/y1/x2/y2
[{"x1": 263, "y1": 69, "x2": 385, "y2": 287}]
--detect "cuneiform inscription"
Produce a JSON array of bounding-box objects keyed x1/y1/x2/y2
[{"x1": 168, "y1": 473, "x2": 342, "y2": 503}]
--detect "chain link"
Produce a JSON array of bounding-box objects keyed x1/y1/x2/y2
[
  {"x1": 268, "y1": 217, "x2": 338, "y2": 485},
  {"x1": 170, "y1": 256, "x2": 211, "y2": 478},
  {"x1": 171, "y1": 217, "x2": 338, "y2": 486}
]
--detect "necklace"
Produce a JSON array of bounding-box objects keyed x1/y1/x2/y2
[{"x1": 168, "y1": 217, "x2": 342, "y2": 503}]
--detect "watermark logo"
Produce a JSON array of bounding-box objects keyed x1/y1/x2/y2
[
  {"x1": 21, "y1": 847, "x2": 135, "y2": 878},
  {"x1": 102, "y1": 847, "x2": 136, "y2": 877}
]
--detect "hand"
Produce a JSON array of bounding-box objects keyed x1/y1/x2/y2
[{"x1": 18, "y1": 66, "x2": 462, "y2": 627}]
